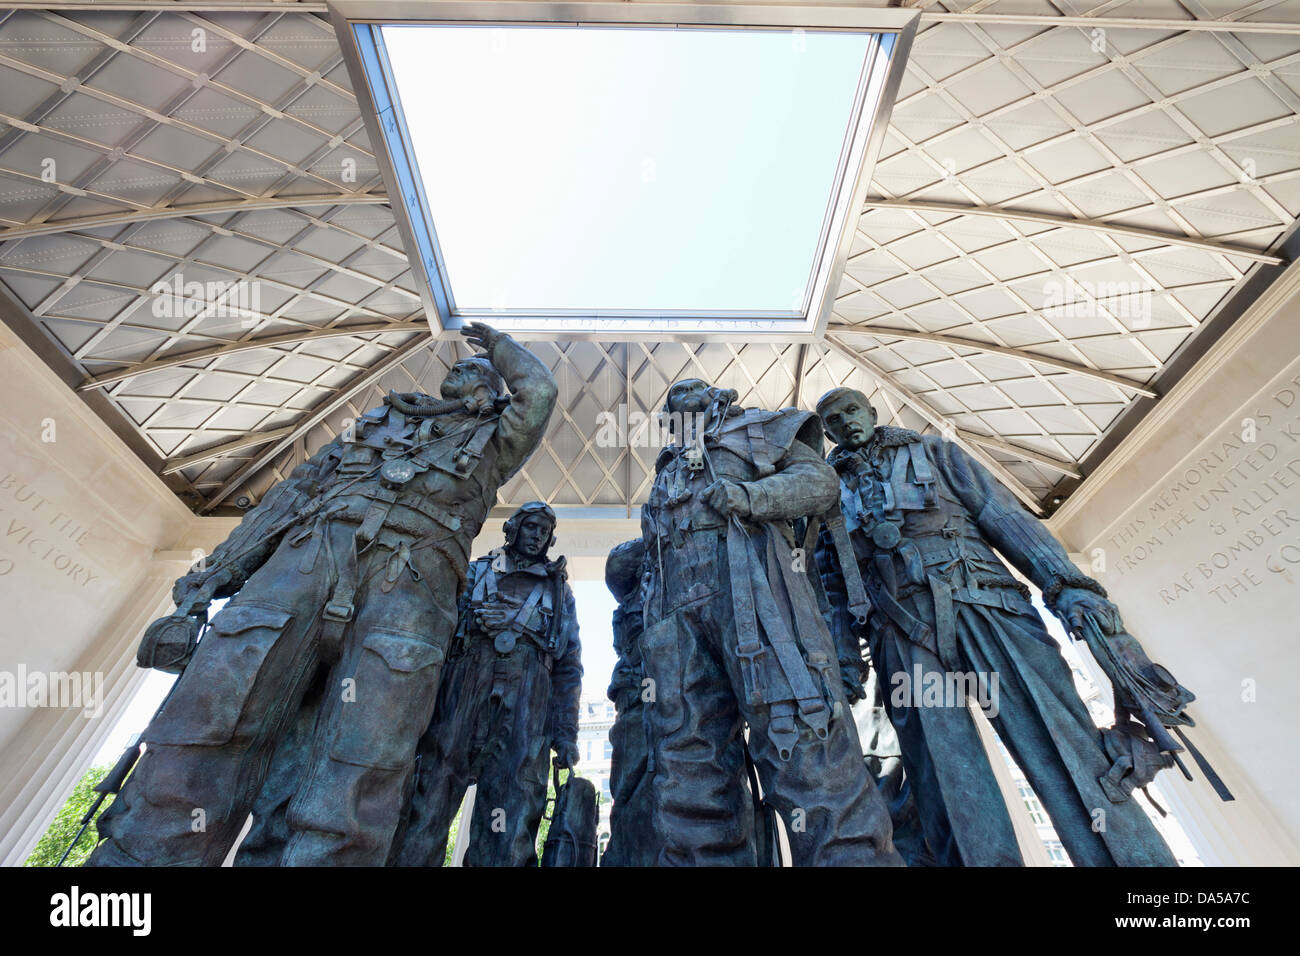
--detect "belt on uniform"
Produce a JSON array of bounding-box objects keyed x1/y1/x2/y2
[
  {"x1": 870, "y1": 561, "x2": 1034, "y2": 672},
  {"x1": 470, "y1": 630, "x2": 555, "y2": 670},
  {"x1": 334, "y1": 495, "x2": 464, "y2": 539},
  {"x1": 951, "y1": 584, "x2": 1034, "y2": 616},
  {"x1": 927, "y1": 577, "x2": 1037, "y2": 671},
  {"x1": 316, "y1": 496, "x2": 465, "y2": 656}
]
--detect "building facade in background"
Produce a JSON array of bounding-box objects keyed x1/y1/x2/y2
[{"x1": 575, "y1": 696, "x2": 615, "y2": 859}]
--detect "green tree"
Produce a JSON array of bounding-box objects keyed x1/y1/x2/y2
[
  {"x1": 534, "y1": 764, "x2": 569, "y2": 863},
  {"x1": 443, "y1": 806, "x2": 461, "y2": 867},
  {"x1": 25, "y1": 765, "x2": 112, "y2": 867}
]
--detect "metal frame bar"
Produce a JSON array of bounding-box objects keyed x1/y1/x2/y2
[
  {"x1": 0, "y1": 194, "x2": 389, "y2": 243},
  {"x1": 79, "y1": 321, "x2": 425, "y2": 390},
  {"x1": 923, "y1": 12, "x2": 1300, "y2": 34},
  {"x1": 162, "y1": 425, "x2": 295, "y2": 474},
  {"x1": 859, "y1": 199, "x2": 1283, "y2": 266},
  {"x1": 331, "y1": 1, "x2": 917, "y2": 340},
  {"x1": 4, "y1": 3, "x2": 1300, "y2": 35},
  {"x1": 827, "y1": 324, "x2": 1159, "y2": 397}
]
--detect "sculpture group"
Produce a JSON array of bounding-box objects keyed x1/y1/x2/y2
[{"x1": 86, "y1": 325, "x2": 1200, "y2": 867}]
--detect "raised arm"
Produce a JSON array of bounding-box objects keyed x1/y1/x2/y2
[{"x1": 461, "y1": 323, "x2": 558, "y2": 481}]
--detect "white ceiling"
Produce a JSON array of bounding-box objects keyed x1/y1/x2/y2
[{"x1": 0, "y1": 0, "x2": 1297, "y2": 517}]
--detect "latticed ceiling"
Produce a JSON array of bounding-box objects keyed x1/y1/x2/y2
[{"x1": 1, "y1": 0, "x2": 1297, "y2": 518}]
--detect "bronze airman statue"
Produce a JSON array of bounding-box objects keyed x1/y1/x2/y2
[
  {"x1": 87, "y1": 324, "x2": 557, "y2": 866},
  {"x1": 393, "y1": 501, "x2": 582, "y2": 867},
  {"x1": 637, "y1": 378, "x2": 901, "y2": 866},
  {"x1": 814, "y1": 387, "x2": 1181, "y2": 866}
]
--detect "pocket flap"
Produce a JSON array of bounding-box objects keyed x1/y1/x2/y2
[
  {"x1": 210, "y1": 604, "x2": 293, "y2": 637},
  {"x1": 362, "y1": 630, "x2": 444, "y2": 672}
]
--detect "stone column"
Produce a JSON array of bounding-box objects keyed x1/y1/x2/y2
[{"x1": 0, "y1": 323, "x2": 198, "y2": 865}]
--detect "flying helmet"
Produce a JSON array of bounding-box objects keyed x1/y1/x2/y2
[{"x1": 503, "y1": 500, "x2": 557, "y2": 553}]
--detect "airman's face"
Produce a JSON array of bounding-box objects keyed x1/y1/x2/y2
[
  {"x1": 441, "y1": 360, "x2": 486, "y2": 400},
  {"x1": 666, "y1": 379, "x2": 712, "y2": 415},
  {"x1": 512, "y1": 514, "x2": 554, "y2": 560},
  {"x1": 820, "y1": 392, "x2": 876, "y2": 450}
]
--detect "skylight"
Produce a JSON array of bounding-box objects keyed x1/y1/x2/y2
[{"x1": 345, "y1": 7, "x2": 910, "y2": 335}]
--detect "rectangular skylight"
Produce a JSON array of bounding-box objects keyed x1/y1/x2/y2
[{"x1": 339, "y1": 3, "x2": 913, "y2": 336}]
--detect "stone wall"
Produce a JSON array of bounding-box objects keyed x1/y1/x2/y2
[
  {"x1": 0, "y1": 321, "x2": 198, "y2": 865},
  {"x1": 1049, "y1": 262, "x2": 1300, "y2": 865}
]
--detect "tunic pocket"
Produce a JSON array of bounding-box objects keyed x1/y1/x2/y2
[
  {"x1": 329, "y1": 628, "x2": 445, "y2": 770},
  {"x1": 639, "y1": 616, "x2": 685, "y2": 735},
  {"x1": 148, "y1": 603, "x2": 293, "y2": 747}
]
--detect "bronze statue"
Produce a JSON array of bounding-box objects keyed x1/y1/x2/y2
[
  {"x1": 391, "y1": 501, "x2": 582, "y2": 867},
  {"x1": 637, "y1": 378, "x2": 902, "y2": 866},
  {"x1": 814, "y1": 387, "x2": 1180, "y2": 866},
  {"x1": 599, "y1": 539, "x2": 661, "y2": 867},
  {"x1": 601, "y1": 538, "x2": 775, "y2": 866},
  {"x1": 87, "y1": 324, "x2": 557, "y2": 866}
]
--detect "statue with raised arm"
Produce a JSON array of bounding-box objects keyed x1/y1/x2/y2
[
  {"x1": 391, "y1": 501, "x2": 582, "y2": 867},
  {"x1": 87, "y1": 323, "x2": 557, "y2": 867},
  {"x1": 638, "y1": 378, "x2": 901, "y2": 866},
  {"x1": 814, "y1": 387, "x2": 1181, "y2": 866}
]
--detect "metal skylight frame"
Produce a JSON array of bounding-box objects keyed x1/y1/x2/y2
[{"x1": 331, "y1": 2, "x2": 917, "y2": 341}]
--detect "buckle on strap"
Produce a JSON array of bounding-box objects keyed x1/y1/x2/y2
[
  {"x1": 323, "y1": 600, "x2": 354, "y2": 624},
  {"x1": 767, "y1": 701, "x2": 800, "y2": 762},
  {"x1": 734, "y1": 638, "x2": 766, "y2": 707}
]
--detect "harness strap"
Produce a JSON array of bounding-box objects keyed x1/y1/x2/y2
[
  {"x1": 727, "y1": 525, "x2": 766, "y2": 710},
  {"x1": 870, "y1": 554, "x2": 937, "y2": 657},
  {"x1": 320, "y1": 527, "x2": 361, "y2": 660},
  {"x1": 731, "y1": 524, "x2": 830, "y2": 750},
  {"x1": 492, "y1": 580, "x2": 548, "y2": 655},
  {"x1": 927, "y1": 573, "x2": 962, "y2": 672},
  {"x1": 822, "y1": 509, "x2": 872, "y2": 626},
  {"x1": 747, "y1": 419, "x2": 775, "y2": 478}
]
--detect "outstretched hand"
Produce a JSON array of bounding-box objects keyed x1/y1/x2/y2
[
  {"x1": 459, "y1": 321, "x2": 500, "y2": 354},
  {"x1": 1056, "y1": 587, "x2": 1124, "y2": 635}
]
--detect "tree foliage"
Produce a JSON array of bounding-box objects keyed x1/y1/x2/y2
[{"x1": 25, "y1": 765, "x2": 112, "y2": 867}]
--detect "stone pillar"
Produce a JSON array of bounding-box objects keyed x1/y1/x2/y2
[{"x1": 0, "y1": 323, "x2": 199, "y2": 865}]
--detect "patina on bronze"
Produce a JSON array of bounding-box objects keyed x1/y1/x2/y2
[
  {"x1": 601, "y1": 537, "x2": 776, "y2": 866},
  {"x1": 598, "y1": 538, "x2": 661, "y2": 867},
  {"x1": 391, "y1": 501, "x2": 583, "y2": 867},
  {"x1": 815, "y1": 386, "x2": 1181, "y2": 866},
  {"x1": 638, "y1": 378, "x2": 902, "y2": 866},
  {"x1": 87, "y1": 324, "x2": 557, "y2": 867}
]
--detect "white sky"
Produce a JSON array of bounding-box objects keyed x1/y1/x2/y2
[{"x1": 381, "y1": 24, "x2": 876, "y2": 313}]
